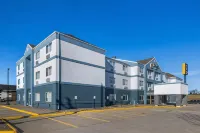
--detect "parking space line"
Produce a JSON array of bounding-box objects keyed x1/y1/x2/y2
[
  {"x1": 76, "y1": 115, "x2": 110, "y2": 122},
  {"x1": 44, "y1": 117, "x2": 78, "y2": 128},
  {"x1": 1, "y1": 119, "x2": 17, "y2": 133},
  {"x1": 1, "y1": 106, "x2": 38, "y2": 116}
]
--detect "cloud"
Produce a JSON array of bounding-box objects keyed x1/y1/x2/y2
[{"x1": 172, "y1": 70, "x2": 200, "y2": 76}]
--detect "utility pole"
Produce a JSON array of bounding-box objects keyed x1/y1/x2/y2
[{"x1": 7, "y1": 68, "x2": 10, "y2": 105}]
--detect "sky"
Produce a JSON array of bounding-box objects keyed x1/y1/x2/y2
[{"x1": 0, "y1": 0, "x2": 199, "y2": 90}]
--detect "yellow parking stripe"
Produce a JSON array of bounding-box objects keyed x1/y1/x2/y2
[
  {"x1": 1, "y1": 119, "x2": 17, "y2": 133},
  {"x1": 44, "y1": 117, "x2": 78, "y2": 128},
  {"x1": 1, "y1": 106, "x2": 38, "y2": 116},
  {"x1": 76, "y1": 115, "x2": 110, "y2": 122}
]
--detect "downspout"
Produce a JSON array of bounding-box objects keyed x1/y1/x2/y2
[
  {"x1": 58, "y1": 32, "x2": 61, "y2": 110},
  {"x1": 144, "y1": 64, "x2": 147, "y2": 105}
]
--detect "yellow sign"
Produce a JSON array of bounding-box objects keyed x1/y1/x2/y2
[{"x1": 182, "y1": 63, "x2": 188, "y2": 75}]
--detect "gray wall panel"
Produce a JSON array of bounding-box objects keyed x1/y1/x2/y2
[
  {"x1": 16, "y1": 89, "x2": 24, "y2": 105},
  {"x1": 33, "y1": 83, "x2": 58, "y2": 110},
  {"x1": 60, "y1": 84, "x2": 104, "y2": 109}
]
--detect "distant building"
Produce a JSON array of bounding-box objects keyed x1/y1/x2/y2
[{"x1": 0, "y1": 84, "x2": 16, "y2": 101}]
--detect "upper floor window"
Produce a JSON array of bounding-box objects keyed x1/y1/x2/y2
[
  {"x1": 147, "y1": 82, "x2": 152, "y2": 88},
  {"x1": 155, "y1": 73, "x2": 160, "y2": 78},
  {"x1": 123, "y1": 65, "x2": 128, "y2": 71},
  {"x1": 139, "y1": 80, "x2": 144, "y2": 86},
  {"x1": 109, "y1": 60, "x2": 115, "y2": 67},
  {"x1": 147, "y1": 70, "x2": 152, "y2": 76},
  {"x1": 36, "y1": 51, "x2": 40, "y2": 59},
  {"x1": 123, "y1": 79, "x2": 128, "y2": 85},
  {"x1": 46, "y1": 66, "x2": 52, "y2": 77},
  {"x1": 140, "y1": 67, "x2": 143, "y2": 73},
  {"x1": 23, "y1": 77, "x2": 24, "y2": 83},
  {"x1": 23, "y1": 62, "x2": 24, "y2": 68},
  {"x1": 18, "y1": 79, "x2": 20, "y2": 85},
  {"x1": 109, "y1": 77, "x2": 115, "y2": 84},
  {"x1": 46, "y1": 43, "x2": 52, "y2": 54},
  {"x1": 36, "y1": 71, "x2": 40, "y2": 79},
  {"x1": 18, "y1": 65, "x2": 20, "y2": 71}
]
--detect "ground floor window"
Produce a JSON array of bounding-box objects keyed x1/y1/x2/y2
[
  {"x1": 35, "y1": 93, "x2": 40, "y2": 102},
  {"x1": 139, "y1": 95, "x2": 144, "y2": 101},
  {"x1": 45, "y1": 92, "x2": 52, "y2": 102},
  {"x1": 18, "y1": 94, "x2": 20, "y2": 101},
  {"x1": 122, "y1": 95, "x2": 128, "y2": 101},
  {"x1": 109, "y1": 94, "x2": 116, "y2": 101}
]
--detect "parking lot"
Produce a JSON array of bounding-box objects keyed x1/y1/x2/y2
[{"x1": 1, "y1": 105, "x2": 200, "y2": 133}]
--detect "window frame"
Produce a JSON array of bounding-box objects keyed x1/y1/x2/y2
[
  {"x1": 45, "y1": 92, "x2": 52, "y2": 102},
  {"x1": 122, "y1": 95, "x2": 128, "y2": 101},
  {"x1": 18, "y1": 79, "x2": 20, "y2": 85},
  {"x1": 36, "y1": 71, "x2": 40, "y2": 79},
  {"x1": 35, "y1": 93, "x2": 40, "y2": 102},
  {"x1": 46, "y1": 66, "x2": 52, "y2": 77},
  {"x1": 123, "y1": 79, "x2": 128, "y2": 85},
  {"x1": 46, "y1": 43, "x2": 52, "y2": 54},
  {"x1": 36, "y1": 51, "x2": 40, "y2": 60},
  {"x1": 18, "y1": 94, "x2": 20, "y2": 101},
  {"x1": 139, "y1": 80, "x2": 144, "y2": 86}
]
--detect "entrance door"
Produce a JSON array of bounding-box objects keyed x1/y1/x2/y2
[{"x1": 28, "y1": 93, "x2": 31, "y2": 106}]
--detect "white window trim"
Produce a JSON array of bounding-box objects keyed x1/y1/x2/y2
[
  {"x1": 45, "y1": 92, "x2": 52, "y2": 102},
  {"x1": 46, "y1": 43, "x2": 52, "y2": 54},
  {"x1": 35, "y1": 93, "x2": 40, "y2": 102},
  {"x1": 36, "y1": 71, "x2": 40, "y2": 79},
  {"x1": 36, "y1": 51, "x2": 40, "y2": 60},
  {"x1": 46, "y1": 66, "x2": 52, "y2": 77},
  {"x1": 18, "y1": 94, "x2": 20, "y2": 101}
]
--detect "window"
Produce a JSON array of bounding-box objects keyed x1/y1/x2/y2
[
  {"x1": 18, "y1": 65, "x2": 20, "y2": 70},
  {"x1": 139, "y1": 81, "x2": 144, "y2": 86},
  {"x1": 139, "y1": 95, "x2": 144, "y2": 101},
  {"x1": 122, "y1": 95, "x2": 128, "y2": 101},
  {"x1": 155, "y1": 73, "x2": 160, "y2": 78},
  {"x1": 123, "y1": 65, "x2": 127, "y2": 71},
  {"x1": 109, "y1": 60, "x2": 115, "y2": 68},
  {"x1": 45, "y1": 92, "x2": 52, "y2": 102},
  {"x1": 18, "y1": 79, "x2": 20, "y2": 85},
  {"x1": 36, "y1": 71, "x2": 40, "y2": 79},
  {"x1": 36, "y1": 51, "x2": 40, "y2": 59},
  {"x1": 147, "y1": 83, "x2": 152, "y2": 87},
  {"x1": 140, "y1": 67, "x2": 143, "y2": 73},
  {"x1": 109, "y1": 77, "x2": 115, "y2": 84},
  {"x1": 23, "y1": 77, "x2": 24, "y2": 83},
  {"x1": 23, "y1": 62, "x2": 24, "y2": 68},
  {"x1": 18, "y1": 94, "x2": 20, "y2": 101},
  {"x1": 35, "y1": 93, "x2": 40, "y2": 101},
  {"x1": 46, "y1": 43, "x2": 52, "y2": 54},
  {"x1": 123, "y1": 79, "x2": 128, "y2": 85},
  {"x1": 46, "y1": 66, "x2": 52, "y2": 76},
  {"x1": 147, "y1": 70, "x2": 152, "y2": 76}
]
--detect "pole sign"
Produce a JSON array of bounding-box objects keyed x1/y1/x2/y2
[{"x1": 182, "y1": 63, "x2": 188, "y2": 75}]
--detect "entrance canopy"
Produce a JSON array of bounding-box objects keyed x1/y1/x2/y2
[{"x1": 154, "y1": 83, "x2": 188, "y2": 95}]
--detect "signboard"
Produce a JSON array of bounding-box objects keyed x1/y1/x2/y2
[{"x1": 182, "y1": 63, "x2": 188, "y2": 75}]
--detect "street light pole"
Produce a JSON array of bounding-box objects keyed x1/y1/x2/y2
[{"x1": 7, "y1": 68, "x2": 10, "y2": 105}]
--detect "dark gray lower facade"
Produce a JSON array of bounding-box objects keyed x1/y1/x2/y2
[
  {"x1": 154, "y1": 94, "x2": 188, "y2": 106},
  {"x1": 16, "y1": 89, "x2": 24, "y2": 105},
  {"x1": 33, "y1": 83, "x2": 59, "y2": 110},
  {"x1": 60, "y1": 83, "x2": 105, "y2": 109},
  {"x1": 105, "y1": 88, "x2": 140, "y2": 106}
]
